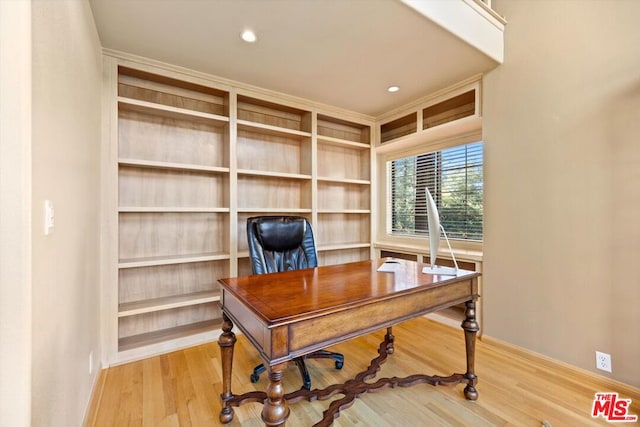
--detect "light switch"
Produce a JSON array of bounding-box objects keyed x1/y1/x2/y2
[{"x1": 44, "y1": 200, "x2": 54, "y2": 235}]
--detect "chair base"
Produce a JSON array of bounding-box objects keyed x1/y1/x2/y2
[{"x1": 250, "y1": 350, "x2": 344, "y2": 391}]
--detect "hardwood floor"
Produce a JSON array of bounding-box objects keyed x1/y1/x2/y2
[{"x1": 86, "y1": 318, "x2": 639, "y2": 426}]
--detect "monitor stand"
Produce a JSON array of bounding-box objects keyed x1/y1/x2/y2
[{"x1": 422, "y1": 265, "x2": 459, "y2": 276}]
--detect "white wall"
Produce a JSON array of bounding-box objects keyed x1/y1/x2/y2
[
  {"x1": 30, "y1": 1, "x2": 103, "y2": 424},
  {"x1": 483, "y1": 0, "x2": 640, "y2": 387},
  {"x1": 0, "y1": 2, "x2": 32, "y2": 426}
]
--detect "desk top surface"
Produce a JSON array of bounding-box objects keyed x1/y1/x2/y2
[{"x1": 219, "y1": 259, "x2": 479, "y2": 326}]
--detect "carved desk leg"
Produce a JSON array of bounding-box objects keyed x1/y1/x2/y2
[
  {"x1": 461, "y1": 299, "x2": 479, "y2": 401},
  {"x1": 219, "y1": 313, "x2": 237, "y2": 423},
  {"x1": 262, "y1": 362, "x2": 290, "y2": 427},
  {"x1": 385, "y1": 327, "x2": 395, "y2": 355}
]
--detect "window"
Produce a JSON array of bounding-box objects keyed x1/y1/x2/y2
[{"x1": 390, "y1": 141, "x2": 483, "y2": 241}]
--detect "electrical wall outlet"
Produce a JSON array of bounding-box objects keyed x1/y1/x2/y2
[{"x1": 595, "y1": 351, "x2": 612, "y2": 373}]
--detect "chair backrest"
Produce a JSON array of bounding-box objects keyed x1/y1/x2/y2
[{"x1": 246, "y1": 216, "x2": 318, "y2": 274}]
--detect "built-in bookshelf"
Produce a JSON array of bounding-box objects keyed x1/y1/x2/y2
[
  {"x1": 380, "y1": 112, "x2": 417, "y2": 143},
  {"x1": 378, "y1": 83, "x2": 480, "y2": 145},
  {"x1": 316, "y1": 115, "x2": 372, "y2": 264},
  {"x1": 113, "y1": 66, "x2": 230, "y2": 360},
  {"x1": 374, "y1": 77, "x2": 484, "y2": 332},
  {"x1": 105, "y1": 60, "x2": 374, "y2": 363}
]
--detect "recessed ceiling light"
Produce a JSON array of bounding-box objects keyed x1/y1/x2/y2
[
  {"x1": 387, "y1": 85, "x2": 400, "y2": 93},
  {"x1": 241, "y1": 29, "x2": 257, "y2": 43}
]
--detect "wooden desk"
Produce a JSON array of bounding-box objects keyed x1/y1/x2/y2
[{"x1": 218, "y1": 259, "x2": 481, "y2": 426}]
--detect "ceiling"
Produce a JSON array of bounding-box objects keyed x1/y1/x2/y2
[{"x1": 89, "y1": 0, "x2": 499, "y2": 117}]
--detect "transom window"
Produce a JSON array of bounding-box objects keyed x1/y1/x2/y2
[{"x1": 390, "y1": 141, "x2": 483, "y2": 241}]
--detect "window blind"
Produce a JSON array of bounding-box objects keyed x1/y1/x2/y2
[{"x1": 391, "y1": 141, "x2": 483, "y2": 240}]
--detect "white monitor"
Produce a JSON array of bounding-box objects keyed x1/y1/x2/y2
[{"x1": 422, "y1": 187, "x2": 459, "y2": 276}]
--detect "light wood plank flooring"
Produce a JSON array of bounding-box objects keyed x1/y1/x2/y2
[{"x1": 86, "y1": 318, "x2": 639, "y2": 426}]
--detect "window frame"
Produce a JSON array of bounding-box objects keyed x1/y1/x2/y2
[
  {"x1": 375, "y1": 130, "x2": 484, "y2": 255},
  {"x1": 390, "y1": 141, "x2": 483, "y2": 241}
]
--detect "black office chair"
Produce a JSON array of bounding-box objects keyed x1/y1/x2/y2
[{"x1": 246, "y1": 216, "x2": 344, "y2": 390}]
